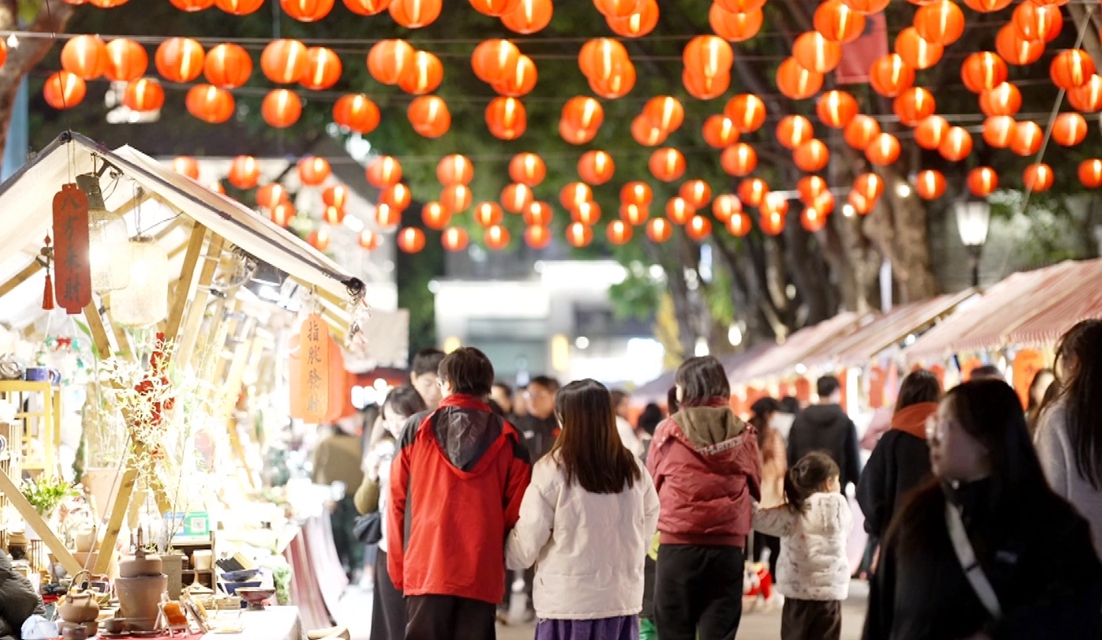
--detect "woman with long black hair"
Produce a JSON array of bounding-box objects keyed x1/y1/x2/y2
[
  {"x1": 1035, "y1": 320, "x2": 1102, "y2": 554},
  {"x1": 863, "y1": 380, "x2": 1102, "y2": 640}
]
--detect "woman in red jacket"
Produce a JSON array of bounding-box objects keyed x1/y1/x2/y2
[{"x1": 647, "y1": 356, "x2": 763, "y2": 640}]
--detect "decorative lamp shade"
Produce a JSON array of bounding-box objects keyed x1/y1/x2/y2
[
  {"x1": 111, "y1": 238, "x2": 168, "y2": 326},
  {"x1": 955, "y1": 200, "x2": 991, "y2": 247},
  {"x1": 77, "y1": 173, "x2": 132, "y2": 293}
]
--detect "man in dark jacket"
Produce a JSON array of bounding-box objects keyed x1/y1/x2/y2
[
  {"x1": 787, "y1": 375, "x2": 861, "y2": 492},
  {"x1": 0, "y1": 549, "x2": 44, "y2": 640},
  {"x1": 514, "y1": 375, "x2": 559, "y2": 462},
  {"x1": 388, "y1": 347, "x2": 532, "y2": 640}
]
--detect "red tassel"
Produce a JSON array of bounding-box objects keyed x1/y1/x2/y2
[{"x1": 43, "y1": 271, "x2": 54, "y2": 311}]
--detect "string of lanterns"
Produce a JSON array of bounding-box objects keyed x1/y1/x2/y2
[{"x1": 50, "y1": 0, "x2": 1102, "y2": 251}]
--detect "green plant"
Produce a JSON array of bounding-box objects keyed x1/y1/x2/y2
[{"x1": 21, "y1": 475, "x2": 76, "y2": 517}]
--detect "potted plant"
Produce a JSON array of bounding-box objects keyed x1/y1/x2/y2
[{"x1": 21, "y1": 475, "x2": 76, "y2": 518}]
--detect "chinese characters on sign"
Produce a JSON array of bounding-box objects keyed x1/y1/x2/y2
[
  {"x1": 52, "y1": 184, "x2": 92, "y2": 314},
  {"x1": 297, "y1": 314, "x2": 330, "y2": 423}
]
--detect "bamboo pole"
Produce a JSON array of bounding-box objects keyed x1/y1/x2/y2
[
  {"x1": 165, "y1": 224, "x2": 208, "y2": 342},
  {"x1": 176, "y1": 235, "x2": 225, "y2": 365},
  {"x1": 0, "y1": 262, "x2": 43, "y2": 299}
]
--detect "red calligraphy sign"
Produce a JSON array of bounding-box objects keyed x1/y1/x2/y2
[
  {"x1": 291, "y1": 314, "x2": 330, "y2": 423},
  {"x1": 52, "y1": 183, "x2": 92, "y2": 314}
]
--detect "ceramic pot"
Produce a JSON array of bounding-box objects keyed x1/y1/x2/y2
[
  {"x1": 58, "y1": 620, "x2": 97, "y2": 639},
  {"x1": 115, "y1": 574, "x2": 167, "y2": 631},
  {"x1": 162, "y1": 554, "x2": 183, "y2": 599},
  {"x1": 119, "y1": 546, "x2": 162, "y2": 578},
  {"x1": 58, "y1": 592, "x2": 99, "y2": 623},
  {"x1": 73, "y1": 529, "x2": 96, "y2": 553}
]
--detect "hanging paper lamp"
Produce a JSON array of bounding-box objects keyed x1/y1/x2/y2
[
  {"x1": 375, "y1": 203, "x2": 401, "y2": 229},
  {"x1": 578, "y1": 150, "x2": 615, "y2": 185},
  {"x1": 493, "y1": 54, "x2": 537, "y2": 97},
  {"x1": 104, "y1": 39, "x2": 148, "y2": 83},
  {"x1": 262, "y1": 89, "x2": 302, "y2": 128},
  {"x1": 298, "y1": 156, "x2": 331, "y2": 186},
  {"x1": 228, "y1": 156, "x2": 261, "y2": 190},
  {"x1": 441, "y1": 226, "x2": 469, "y2": 252},
  {"x1": 441, "y1": 184, "x2": 473, "y2": 213},
  {"x1": 367, "y1": 40, "x2": 415, "y2": 85},
  {"x1": 775, "y1": 58, "x2": 823, "y2": 100},
  {"x1": 738, "y1": 178, "x2": 770, "y2": 208},
  {"x1": 486, "y1": 97, "x2": 526, "y2": 140},
  {"x1": 816, "y1": 90, "x2": 858, "y2": 129},
  {"x1": 408, "y1": 95, "x2": 451, "y2": 138},
  {"x1": 61, "y1": 35, "x2": 108, "y2": 80},
  {"x1": 215, "y1": 0, "x2": 265, "y2": 14},
  {"x1": 620, "y1": 204, "x2": 648, "y2": 226},
  {"x1": 524, "y1": 201, "x2": 554, "y2": 226},
  {"x1": 721, "y1": 143, "x2": 757, "y2": 177},
  {"x1": 608, "y1": 0, "x2": 659, "y2": 38},
  {"x1": 895, "y1": 28, "x2": 942, "y2": 70},
  {"x1": 1023, "y1": 163, "x2": 1054, "y2": 192},
  {"x1": 913, "y1": 0, "x2": 965, "y2": 46},
  {"x1": 938, "y1": 126, "x2": 972, "y2": 162},
  {"x1": 78, "y1": 173, "x2": 132, "y2": 293},
  {"x1": 961, "y1": 52, "x2": 1007, "y2": 94},
  {"x1": 982, "y1": 115, "x2": 1016, "y2": 148},
  {"x1": 111, "y1": 238, "x2": 168, "y2": 326},
  {"x1": 399, "y1": 51, "x2": 444, "y2": 94},
  {"x1": 502, "y1": 183, "x2": 534, "y2": 213},
  {"x1": 359, "y1": 229, "x2": 382, "y2": 250},
  {"x1": 1078, "y1": 159, "x2": 1102, "y2": 188},
  {"x1": 525, "y1": 225, "x2": 552, "y2": 249},
  {"x1": 1011, "y1": 121, "x2": 1044, "y2": 156},
  {"x1": 869, "y1": 53, "x2": 915, "y2": 97},
  {"x1": 474, "y1": 202, "x2": 505, "y2": 227},
  {"x1": 155, "y1": 37, "x2": 205, "y2": 83},
  {"x1": 397, "y1": 227, "x2": 427, "y2": 253},
  {"x1": 572, "y1": 201, "x2": 602, "y2": 226},
  {"x1": 472, "y1": 39, "x2": 521, "y2": 84},
  {"x1": 1052, "y1": 112, "x2": 1088, "y2": 147},
  {"x1": 437, "y1": 154, "x2": 474, "y2": 186},
  {"x1": 301, "y1": 47, "x2": 342, "y2": 90},
  {"x1": 501, "y1": 0, "x2": 553, "y2": 34},
  {"x1": 333, "y1": 94, "x2": 381, "y2": 133},
  {"x1": 702, "y1": 116, "x2": 739, "y2": 148},
  {"x1": 727, "y1": 212, "x2": 752, "y2": 237},
  {"x1": 980, "y1": 82, "x2": 1021, "y2": 117},
  {"x1": 367, "y1": 156, "x2": 402, "y2": 189},
  {"x1": 813, "y1": 0, "x2": 865, "y2": 44},
  {"x1": 968, "y1": 167, "x2": 999, "y2": 196},
  {"x1": 794, "y1": 139, "x2": 830, "y2": 172},
  {"x1": 422, "y1": 202, "x2": 451, "y2": 230},
  {"x1": 484, "y1": 225, "x2": 511, "y2": 250},
  {"x1": 389, "y1": 0, "x2": 442, "y2": 28},
  {"x1": 123, "y1": 78, "x2": 164, "y2": 112},
  {"x1": 649, "y1": 148, "x2": 687, "y2": 182},
  {"x1": 345, "y1": 0, "x2": 391, "y2": 14},
  {"x1": 710, "y1": 5, "x2": 763, "y2": 42},
  {"x1": 915, "y1": 170, "x2": 947, "y2": 199},
  {"x1": 281, "y1": 0, "x2": 334, "y2": 21},
  {"x1": 509, "y1": 153, "x2": 546, "y2": 187},
  {"x1": 204, "y1": 43, "x2": 252, "y2": 88},
  {"x1": 914, "y1": 116, "x2": 949, "y2": 150},
  {"x1": 566, "y1": 222, "x2": 594, "y2": 247},
  {"x1": 645, "y1": 218, "x2": 673, "y2": 243},
  {"x1": 844, "y1": 115, "x2": 880, "y2": 150},
  {"x1": 725, "y1": 94, "x2": 767, "y2": 133},
  {"x1": 865, "y1": 133, "x2": 900, "y2": 166}
]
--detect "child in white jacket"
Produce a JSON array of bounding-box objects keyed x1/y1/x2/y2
[
  {"x1": 753, "y1": 451, "x2": 853, "y2": 640},
  {"x1": 506, "y1": 379, "x2": 660, "y2": 640}
]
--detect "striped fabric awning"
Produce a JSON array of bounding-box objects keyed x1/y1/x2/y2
[
  {"x1": 728, "y1": 312, "x2": 864, "y2": 384},
  {"x1": 1004, "y1": 261, "x2": 1102, "y2": 347}
]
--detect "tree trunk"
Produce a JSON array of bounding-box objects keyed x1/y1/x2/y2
[{"x1": 0, "y1": 0, "x2": 75, "y2": 169}]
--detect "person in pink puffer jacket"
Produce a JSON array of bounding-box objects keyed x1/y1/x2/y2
[{"x1": 647, "y1": 356, "x2": 762, "y2": 640}]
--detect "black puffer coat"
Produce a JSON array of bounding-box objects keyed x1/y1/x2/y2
[{"x1": 0, "y1": 549, "x2": 44, "y2": 640}]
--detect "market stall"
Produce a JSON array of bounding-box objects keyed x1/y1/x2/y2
[{"x1": 0, "y1": 131, "x2": 366, "y2": 638}]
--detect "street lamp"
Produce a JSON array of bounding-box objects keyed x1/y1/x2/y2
[{"x1": 954, "y1": 199, "x2": 991, "y2": 288}]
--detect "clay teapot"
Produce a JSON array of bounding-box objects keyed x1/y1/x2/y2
[
  {"x1": 58, "y1": 592, "x2": 99, "y2": 624},
  {"x1": 119, "y1": 532, "x2": 162, "y2": 578}
]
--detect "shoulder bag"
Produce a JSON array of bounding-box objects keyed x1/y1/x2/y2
[{"x1": 945, "y1": 502, "x2": 1003, "y2": 620}]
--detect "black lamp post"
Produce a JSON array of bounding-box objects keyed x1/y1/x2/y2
[{"x1": 954, "y1": 199, "x2": 991, "y2": 288}]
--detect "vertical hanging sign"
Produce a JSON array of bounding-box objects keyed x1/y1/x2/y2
[
  {"x1": 299, "y1": 313, "x2": 330, "y2": 423},
  {"x1": 52, "y1": 183, "x2": 92, "y2": 314}
]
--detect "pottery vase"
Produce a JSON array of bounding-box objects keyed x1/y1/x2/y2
[
  {"x1": 162, "y1": 554, "x2": 184, "y2": 599},
  {"x1": 114, "y1": 574, "x2": 167, "y2": 631}
]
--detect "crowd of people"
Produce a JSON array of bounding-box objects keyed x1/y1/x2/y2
[{"x1": 312, "y1": 318, "x2": 1102, "y2": 640}]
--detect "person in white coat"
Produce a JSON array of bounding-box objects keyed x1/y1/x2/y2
[
  {"x1": 753, "y1": 452, "x2": 853, "y2": 640},
  {"x1": 506, "y1": 379, "x2": 660, "y2": 640}
]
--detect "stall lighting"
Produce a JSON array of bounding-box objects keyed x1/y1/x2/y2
[
  {"x1": 842, "y1": 203, "x2": 856, "y2": 218},
  {"x1": 728, "y1": 324, "x2": 743, "y2": 347},
  {"x1": 111, "y1": 237, "x2": 168, "y2": 326},
  {"x1": 78, "y1": 173, "x2": 132, "y2": 293},
  {"x1": 955, "y1": 199, "x2": 991, "y2": 287},
  {"x1": 694, "y1": 337, "x2": 709, "y2": 357},
  {"x1": 896, "y1": 183, "x2": 912, "y2": 198},
  {"x1": 575, "y1": 336, "x2": 590, "y2": 350}
]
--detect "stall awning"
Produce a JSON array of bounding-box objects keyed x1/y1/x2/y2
[
  {"x1": 1004, "y1": 259, "x2": 1102, "y2": 347},
  {"x1": 728, "y1": 312, "x2": 864, "y2": 384},
  {"x1": 0, "y1": 132, "x2": 362, "y2": 303},
  {"x1": 904, "y1": 261, "x2": 1094, "y2": 361}
]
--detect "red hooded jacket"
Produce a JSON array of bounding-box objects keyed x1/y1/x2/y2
[
  {"x1": 647, "y1": 403, "x2": 762, "y2": 547},
  {"x1": 387, "y1": 394, "x2": 532, "y2": 604}
]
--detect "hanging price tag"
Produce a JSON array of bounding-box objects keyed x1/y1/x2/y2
[{"x1": 52, "y1": 183, "x2": 92, "y2": 314}]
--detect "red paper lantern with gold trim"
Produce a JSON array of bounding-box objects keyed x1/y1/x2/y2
[
  {"x1": 896, "y1": 27, "x2": 942, "y2": 70},
  {"x1": 865, "y1": 133, "x2": 900, "y2": 166},
  {"x1": 105, "y1": 39, "x2": 148, "y2": 83},
  {"x1": 1023, "y1": 163, "x2": 1054, "y2": 192},
  {"x1": 915, "y1": 170, "x2": 946, "y2": 199},
  {"x1": 1078, "y1": 159, "x2": 1102, "y2": 188},
  {"x1": 961, "y1": 52, "x2": 1007, "y2": 94},
  {"x1": 367, "y1": 39, "x2": 415, "y2": 85},
  {"x1": 525, "y1": 225, "x2": 552, "y2": 249},
  {"x1": 844, "y1": 115, "x2": 880, "y2": 150},
  {"x1": 817, "y1": 90, "x2": 857, "y2": 129},
  {"x1": 721, "y1": 143, "x2": 757, "y2": 176},
  {"x1": 333, "y1": 94, "x2": 381, "y2": 133},
  {"x1": 1052, "y1": 112, "x2": 1088, "y2": 147},
  {"x1": 915, "y1": 116, "x2": 949, "y2": 150},
  {"x1": 794, "y1": 139, "x2": 830, "y2": 172},
  {"x1": 646, "y1": 218, "x2": 673, "y2": 243},
  {"x1": 649, "y1": 148, "x2": 686, "y2": 182},
  {"x1": 814, "y1": 0, "x2": 865, "y2": 44},
  {"x1": 389, "y1": 0, "x2": 442, "y2": 28},
  {"x1": 262, "y1": 89, "x2": 302, "y2": 128},
  {"x1": 968, "y1": 166, "x2": 999, "y2": 196},
  {"x1": 156, "y1": 37, "x2": 205, "y2": 83},
  {"x1": 397, "y1": 227, "x2": 427, "y2": 253},
  {"x1": 578, "y1": 150, "x2": 616, "y2": 185},
  {"x1": 441, "y1": 184, "x2": 473, "y2": 213},
  {"x1": 510, "y1": 153, "x2": 546, "y2": 186},
  {"x1": 869, "y1": 53, "x2": 915, "y2": 97},
  {"x1": 938, "y1": 126, "x2": 973, "y2": 162},
  {"x1": 262, "y1": 39, "x2": 308, "y2": 84},
  {"x1": 408, "y1": 95, "x2": 451, "y2": 138},
  {"x1": 502, "y1": 183, "x2": 534, "y2": 213},
  {"x1": 441, "y1": 226, "x2": 469, "y2": 251},
  {"x1": 367, "y1": 157, "x2": 402, "y2": 189},
  {"x1": 228, "y1": 155, "x2": 261, "y2": 190},
  {"x1": 423, "y1": 202, "x2": 452, "y2": 230},
  {"x1": 61, "y1": 35, "x2": 107, "y2": 80}
]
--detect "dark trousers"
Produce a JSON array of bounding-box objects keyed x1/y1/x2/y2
[
  {"x1": 406, "y1": 594, "x2": 496, "y2": 640},
  {"x1": 371, "y1": 550, "x2": 406, "y2": 640},
  {"x1": 752, "y1": 533, "x2": 781, "y2": 580},
  {"x1": 781, "y1": 599, "x2": 841, "y2": 640},
  {"x1": 331, "y1": 496, "x2": 364, "y2": 579},
  {"x1": 654, "y1": 544, "x2": 744, "y2": 640}
]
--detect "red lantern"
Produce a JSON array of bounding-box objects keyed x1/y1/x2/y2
[
  {"x1": 608, "y1": 0, "x2": 659, "y2": 38},
  {"x1": 215, "y1": 0, "x2": 265, "y2": 14},
  {"x1": 712, "y1": 194, "x2": 741, "y2": 222},
  {"x1": 298, "y1": 157, "x2": 331, "y2": 186},
  {"x1": 649, "y1": 148, "x2": 687, "y2": 182},
  {"x1": 727, "y1": 212, "x2": 752, "y2": 237},
  {"x1": 620, "y1": 204, "x2": 648, "y2": 226},
  {"x1": 123, "y1": 78, "x2": 164, "y2": 112},
  {"x1": 680, "y1": 180, "x2": 712, "y2": 209},
  {"x1": 156, "y1": 37, "x2": 205, "y2": 83},
  {"x1": 814, "y1": 0, "x2": 865, "y2": 44},
  {"x1": 281, "y1": 0, "x2": 334, "y2": 21},
  {"x1": 560, "y1": 182, "x2": 594, "y2": 210},
  {"x1": 441, "y1": 184, "x2": 473, "y2": 213},
  {"x1": 961, "y1": 52, "x2": 1007, "y2": 94},
  {"x1": 644, "y1": 96, "x2": 686, "y2": 133},
  {"x1": 441, "y1": 226, "x2": 469, "y2": 251},
  {"x1": 715, "y1": 0, "x2": 766, "y2": 12},
  {"x1": 801, "y1": 208, "x2": 828, "y2": 232},
  {"x1": 683, "y1": 66, "x2": 731, "y2": 100},
  {"x1": 345, "y1": 0, "x2": 391, "y2": 14},
  {"x1": 776, "y1": 115, "x2": 814, "y2": 150},
  {"x1": 725, "y1": 94, "x2": 767, "y2": 132},
  {"x1": 869, "y1": 53, "x2": 915, "y2": 97},
  {"x1": 333, "y1": 94, "x2": 381, "y2": 133},
  {"x1": 228, "y1": 156, "x2": 261, "y2": 189},
  {"x1": 171, "y1": 0, "x2": 215, "y2": 10},
  {"x1": 848, "y1": 190, "x2": 875, "y2": 215},
  {"x1": 646, "y1": 218, "x2": 673, "y2": 243},
  {"x1": 915, "y1": 170, "x2": 946, "y2": 199},
  {"x1": 606, "y1": 220, "x2": 633, "y2": 245},
  {"x1": 665, "y1": 197, "x2": 694, "y2": 225},
  {"x1": 104, "y1": 39, "x2": 148, "y2": 83},
  {"x1": 853, "y1": 172, "x2": 883, "y2": 201},
  {"x1": 469, "y1": 0, "x2": 520, "y2": 16},
  {"x1": 703, "y1": 115, "x2": 740, "y2": 148},
  {"x1": 301, "y1": 47, "x2": 342, "y2": 91},
  {"x1": 996, "y1": 24, "x2": 1045, "y2": 66},
  {"x1": 381, "y1": 183, "x2": 413, "y2": 212},
  {"x1": 561, "y1": 119, "x2": 598, "y2": 145},
  {"x1": 572, "y1": 201, "x2": 602, "y2": 225},
  {"x1": 844, "y1": 115, "x2": 880, "y2": 150},
  {"x1": 493, "y1": 54, "x2": 537, "y2": 97},
  {"x1": 980, "y1": 82, "x2": 1021, "y2": 117},
  {"x1": 367, "y1": 40, "x2": 415, "y2": 85},
  {"x1": 323, "y1": 185, "x2": 350, "y2": 209},
  {"x1": 798, "y1": 176, "x2": 828, "y2": 205},
  {"x1": 172, "y1": 156, "x2": 201, "y2": 180},
  {"x1": 686, "y1": 215, "x2": 712, "y2": 241},
  {"x1": 1023, "y1": 163, "x2": 1054, "y2": 192},
  {"x1": 389, "y1": 0, "x2": 442, "y2": 28},
  {"x1": 621, "y1": 181, "x2": 653, "y2": 207},
  {"x1": 738, "y1": 178, "x2": 770, "y2": 208},
  {"x1": 408, "y1": 95, "x2": 451, "y2": 138},
  {"x1": 399, "y1": 50, "x2": 444, "y2": 95},
  {"x1": 270, "y1": 202, "x2": 296, "y2": 227},
  {"x1": 367, "y1": 157, "x2": 402, "y2": 189},
  {"x1": 1069, "y1": 75, "x2": 1102, "y2": 113},
  {"x1": 840, "y1": 0, "x2": 888, "y2": 12},
  {"x1": 43, "y1": 71, "x2": 86, "y2": 109},
  {"x1": 502, "y1": 0, "x2": 554, "y2": 34},
  {"x1": 915, "y1": 115, "x2": 949, "y2": 150},
  {"x1": 580, "y1": 38, "x2": 628, "y2": 79},
  {"x1": 509, "y1": 153, "x2": 545, "y2": 186},
  {"x1": 472, "y1": 39, "x2": 521, "y2": 84},
  {"x1": 359, "y1": 229, "x2": 382, "y2": 250},
  {"x1": 578, "y1": 150, "x2": 616, "y2": 185},
  {"x1": 962, "y1": 0, "x2": 1011, "y2": 11},
  {"x1": 262, "y1": 39, "x2": 308, "y2": 84},
  {"x1": 968, "y1": 167, "x2": 998, "y2": 196},
  {"x1": 204, "y1": 43, "x2": 252, "y2": 88},
  {"x1": 422, "y1": 202, "x2": 451, "y2": 230},
  {"x1": 895, "y1": 27, "x2": 942, "y2": 70},
  {"x1": 776, "y1": 57, "x2": 823, "y2": 100},
  {"x1": 1079, "y1": 159, "x2": 1102, "y2": 188},
  {"x1": 816, "y1": 90, "x2": 858, "y2": 129},
  {"x1": 938, "y1": 126, "x2": 972, "y2": 162},
  {"x1": 61, "y1": 35, "x2": 107, "y2": 80},
  {"x1": 502, "y1": 183, "x2": 534, "y2": 213},
  {"x1": 812, "y1": 190, "x2": 835, "y2": 215},
  {"x1": 892, "y1": 88, "x2": 936, "y2": 127},
  {"x1": 631, "y1": 115, "x2": 667, "y2": 147},
  {"x1": 709, "y1": 5, "x2": 763, "y2": 42},
  {"x1": 308, "y1": 225, "x2": 332, "y2": 252},
  {"x1": 1014, "y1": 2, "x2": 1062, "y2": 43},
  {"x1": 262, "y1": 89, "x2": 301, "y2": 128},
  {"x1": 683, "y1": 35, "x2": 734, "y2": 80},
  {"x1": 721, "y1": 143, "x2": 757, "y2": 177},
  {"x1": 1051, "y1": 50, "x2": 1095, "y2": 90},
  {"x1": 1011, "y1": 121, "x2": 1043, "y2": 156},
  {"x1": 865, "y1": 133, "x2": 900, "y2": 166},
  {"x1": 794, "y1": 139, "x2": 830, "y2": 172},
  {"x1": 566, "y1": 222, "x2": 594, "y2": 247},
  {"x1": 256, "y1": 183, "x2": 291, "y2": 209},
  {"x1": 562, "y1": 96, "x2": 604, "y2": 133},
  {"x1": 474, "y1": 202, "x2": 505, "y2": 227},
  {"x1": 983, "y1": 116, "x2": 1016, "y2": 148},
  {"x1": 589, "y1": 61, "x2": 636, "y2": 99},
  {"x1": 760, "y1": 210, "x2": 786, "y2": 235},
  {"x1": 397, "y1": 227, "x2": 427, "y2": 254},
  {"x1": 486, "y1": 97, "x2": 527, "y2": 140},
  {"x1": 376, "y1": 203, "x2": 401, "y2": 229},
  {"x1": 524, "y1": 201, "x2": 554, "y2": 226},
  {"x1": 794, "y1": 31, "x2": 842, "y2": 73},
  {"x1": 1052, "y1": 112, "x2": 1088, "y2": 146},
  {"x1": 525, "y1": 225, "x2": 552, "y2": 249},
  {"x1": 436, "y1": 154, "x2": 474, "y2": 186},
  {"x1": 323, "y1": 208, "x2": 343, "y2": 229},
  {"x1": 485, "y1": 225, "x2": 511, "y2": 250},
  {"x1": 913, "y1": 0, "x2": 965, "y2": 46}
]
